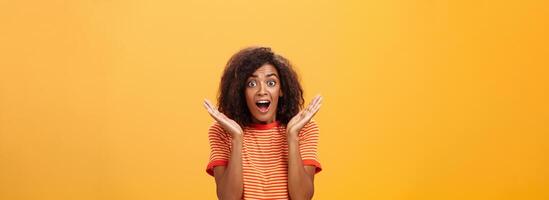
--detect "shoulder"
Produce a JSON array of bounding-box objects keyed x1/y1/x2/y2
[{"x1": 208, "y1": 121, "x2": 228, "y2": 137}]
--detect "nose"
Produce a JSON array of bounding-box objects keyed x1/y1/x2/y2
[{"x1": 257, "y1": 82, "x2": 268, "y2": 96}]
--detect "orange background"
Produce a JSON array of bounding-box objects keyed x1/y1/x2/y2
[{"x1": 1, "y1": 1, "x2": 548, "y2": 199}]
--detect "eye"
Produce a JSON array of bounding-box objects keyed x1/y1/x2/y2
[
  {"x1": 247, "y1": 80, "x2": 257, "y2": 87},
  {"x1": 267, "y1": 80, "x2": 276, "y2": 87}
]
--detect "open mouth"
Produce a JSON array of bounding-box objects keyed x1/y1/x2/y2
[{"x1": 255, "y1": 100, "x2": 271, "y2": 113}]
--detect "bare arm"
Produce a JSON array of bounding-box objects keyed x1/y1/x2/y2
[
  {"x1": 213, "y1": 136, "x2": 243, "y2": 200},
  {"x1": 204, "y1": 99, "x2": 244, "y2": 200},
  {"x1": 286, "y1": 95, "x2": 323, "y2": 200},
  {"x1": 287, "y1": 135, "x2": 317, "y2": 200}
]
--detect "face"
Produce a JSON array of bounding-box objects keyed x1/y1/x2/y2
[{"x1": 245, "y1": 64, "x2": 283, "y2": 124}]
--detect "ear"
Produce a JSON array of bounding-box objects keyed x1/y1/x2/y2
[{"x1": 279, "y1": 90, "x2": 283, "y2": 97}]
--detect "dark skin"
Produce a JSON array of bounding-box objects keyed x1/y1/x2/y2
[{"x1": 204, "y1": 64, "x2": 322, "y2": 200}]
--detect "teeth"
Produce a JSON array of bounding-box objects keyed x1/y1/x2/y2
[{"x1": 257, "y1": 100, "x2": 270, "y2": 103}]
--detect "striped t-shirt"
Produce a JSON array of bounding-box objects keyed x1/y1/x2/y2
[{"x1": 206, "y1": 120, "x2": 322, "y2": 200}]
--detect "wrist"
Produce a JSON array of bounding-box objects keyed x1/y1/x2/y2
[
  {"x1": 287, "y1": 132, "x2": 299, "y2": 140},
  {"x1": 231, "y1": 134, "x2": 243, "y2": 141}
]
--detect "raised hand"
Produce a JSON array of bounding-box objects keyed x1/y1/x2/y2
[
  {"x1": 204, "y1": 99, "x2": 244, "y2": 138},
  {"x1": 286, "y1": 95, "x2": 323, "y2": 137}
]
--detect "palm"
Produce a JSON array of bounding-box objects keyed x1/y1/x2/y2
[
  {"x1": 203, "y1": 99, "x2": 243, "y2": 137},
  {"x1": 287, "y1": 95, "x2": 323, "y2": 136}
]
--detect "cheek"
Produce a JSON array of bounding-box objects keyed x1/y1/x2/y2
[
  {"x1": 271, "y1": 87, "x2": 282, "y2": 99},
  {"x1": 270, "y1": 85, "x2": 280, "y2": 93},
  {"x1": 245, "y1": 92, "x2": 254, "y2": 104}
]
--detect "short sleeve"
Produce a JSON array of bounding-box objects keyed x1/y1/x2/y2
[
  {"x1": 205, "y1": 121, "x2": 231, "y2": 176},
  {"x1": 298, "y1": 120, "x2": 322, "y2": 174}
]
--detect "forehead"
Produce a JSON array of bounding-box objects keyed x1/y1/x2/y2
[{"x1": 250, "y1": 64, "x2": 279, "y2": 77}]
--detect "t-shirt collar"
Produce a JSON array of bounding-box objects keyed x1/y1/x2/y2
[{"x1": 248, "y1": 121, "x2": 280, "y2": 130}]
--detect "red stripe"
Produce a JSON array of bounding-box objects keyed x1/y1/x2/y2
[{"x1": 206, "y1": 121, "x2": 322, "y2": 199}]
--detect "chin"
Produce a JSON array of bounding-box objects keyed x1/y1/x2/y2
[{"x1": 253, "y1": 115, "x2": 275, "y2": 123}]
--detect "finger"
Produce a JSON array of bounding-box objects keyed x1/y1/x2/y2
[
  {"x1": 204, "y1": 99, "x2": 216, "y2": 113},
  {"x1": 312, "y1": 103, "x2": 322, "y2": 115},
  {"x1": 305, "y1": 98, "x2": 316, "y2": 113},
  {"x1": 313, "y1": 96, "x2": 322, "y2": 110},
  {"x1": 313, "y1": 95, "x2": 320, "y2": 105},
  {"x1": 204, "y1": 101, "x2": 220, "y2": 118},
  {"x1": 207, "y1": 105, "x2": 230, "y2": 124},
  {"x1": 306, "y1": 106, "x2": 318, "y2": 119},
  {"x1": 204, "y1": 99, "x2": 216, "y2": 110},
  {"x1": 312, "y1": 95, "x2": 322, "y2": 108},
  {"x1": 217, "y1": 113, "x2": 239, "y2": 132},
  {"x1": 310, "y1": 95, "x2": 321, "y2": 107},
  {"x1": 206, "y1": 108, "x2": 221, "y2": 121},
  {"x1": 304, "y1": 104, "x2": 311, "y2": 114},
  {"x1": 218, "y1": 111, "x2": 229, "y2": 120},
  {"x1": 205, "y1": 99, "x2": 223, "y2": 117},
  {"x1": 204, "y1": 100, "x2": 225, "y2": 122},
  {"x1": 296, "y1": 96, "x2": 322, "y2": 125},
  {"x1": 204, "y1": 101, "x2": 215, "y2": 115},
  {"x1": 203, "y1": 99, "x2": 211, "y2": 110},
  {"x1": 203, "y1": 101, "x2": 210, "y2": 111},
  {"x1": 306, "y1": 95, "x2": 321, "y2": 113},
  {"x1": 299, "y1": 109, "x2": 306, "y2": 118},
  {"x1": 311, "y1": 96, "x2": 322, "y2": 112},
  {"x1": 306, "y1": 99, "x2": 322, "y2": 118},
  {"x1": 313, "y1": 94, "x2": 321, "y2": 104},
  {"x1": 204, "y1": 99, "x2": 211, "y2": 108}
]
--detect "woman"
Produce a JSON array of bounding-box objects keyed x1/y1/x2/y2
[{"x1": 203, "y1": 46, "x2": 323, "y2": 200}]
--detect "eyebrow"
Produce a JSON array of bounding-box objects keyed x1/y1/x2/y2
[{"x1": 250, "y1": 73, "x2": 279, "y2": 78}]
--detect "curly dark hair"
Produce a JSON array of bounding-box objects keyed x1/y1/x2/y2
[{"x1": 217, "y1": 46, "x2": 304, "y2": 127}]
